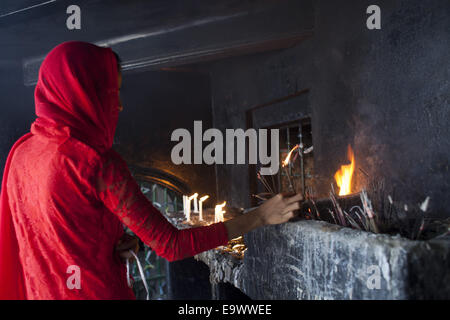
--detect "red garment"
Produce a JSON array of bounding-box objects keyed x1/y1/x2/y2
[{"x1": 0, "y1": 41, "x2": 228, "y2": 300}]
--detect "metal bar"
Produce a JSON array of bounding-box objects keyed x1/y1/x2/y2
[
  {"x1": 286, "y1": 128, "x2": 291, "y2": 176},
  {"x1": 163, "y1": 187, "x2": 167, "y2": 212},
  {"x1": 156, "y1": 256, "x2": 161, "y2": 295},
  {"x1": 152, "y1": 184, "x2": 156, "y2": 203},
  {"x1": 174, "y1": 196, "x2": 177, "y2": 212},
  {"x1": 298, "y1": 123, "x2": 305, "y2": 197},
  {"x1": 277, "y1": 160, "x2": 281, "y2": 193}
]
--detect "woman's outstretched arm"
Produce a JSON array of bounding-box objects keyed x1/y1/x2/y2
[{"x1": 95, "y1": 150, "x2": 302, "y2": 261}]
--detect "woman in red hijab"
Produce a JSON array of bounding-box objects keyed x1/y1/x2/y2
[{"x1": 0, "y1": 41, "x2": 302, "y2": 300}]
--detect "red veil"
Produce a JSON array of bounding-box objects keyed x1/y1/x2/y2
[{"x1": 0, "y1": 41, "x2": 119, "y2": 299}]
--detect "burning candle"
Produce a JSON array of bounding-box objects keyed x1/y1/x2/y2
[
  {"x1": 185, "y1": 196, "x2": 191, "y2": 222},
  {"x1": 182, "y1": 195, "x2": 188, "y2": 218},
  {"x1": 192, "y1": 193, "x2": 199, "y2": 213},
  {"x1": 198, "y1": 195, "x2": 209, "y2": 221},
  {"x1": 187, "y1": 193, "x2": 198, "y2": 222},
  {"x1": 214, "y1": 201, "x2": 226, "y2": 223}
]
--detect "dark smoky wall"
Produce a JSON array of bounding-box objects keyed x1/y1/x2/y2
[
  {"x1": 210, "y1": 40, "x2": 315, "y2": 208},
  {"x1": 311, "y1": 0, "x2": 449, "y2": 217},
  {"x1": 0, "y1": 61, "x2": 35, "y2": 182},
  {"x1": 115, "y1": 70, "x2": 217, "y2": 203},
  {"x1": 210, "y1": 0, "x2": 449, "y2": 217}
]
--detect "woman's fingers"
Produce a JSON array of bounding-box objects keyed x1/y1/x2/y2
[
  {"x1": 257, "y1": 192, "x2": 304, "y2": 226},
  {"x1": 284, "y1": 211, "x2": 295, "y2": 220},
  {"x1": 284, "y1": 193, "x2": 303, "y2": 204},
  {"x1": 283, "y1": 201, "x2": 301, "y2": 214}
]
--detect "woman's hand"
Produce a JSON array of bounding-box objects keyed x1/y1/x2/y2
[
  {"x1": 256, "y1": 193, "x2": 303, "y2": 225},
  {"x1": 115, "y1": 233, "x2": 139, "y2": 261},
  {"x1": 223, "y1": 193, "x2": 303, "y2": 240}
]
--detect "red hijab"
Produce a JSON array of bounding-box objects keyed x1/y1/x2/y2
[{"x1": 0, "y1": 41, "x2": 119, "y2": 299}]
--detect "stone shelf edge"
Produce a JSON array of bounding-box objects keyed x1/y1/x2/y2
[
  {"x1": 195, "y1": 219, "x2": 450, "y2": 300},
  {"x1": 195, "y1": 250, "x2": 244, "y2": 289}
]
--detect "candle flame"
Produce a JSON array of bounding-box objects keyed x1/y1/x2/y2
[
  {"x1": 282, "y1": 144, "x2": 299, "y2": 167},
  {"x1": 188, "y1": 192, "x2": 198, "y2": 200},
  {"x1": 334, "y1": 145, "x2": 355, "y2": 196},
  {"x1": 216, "y1": 201, "x2": 226, "y2": 209},
  {"x1": 214, "y1": 201, "x2": 226, "y2": 223},
  {"x1": 199, "y1": 195, "x2": 209, "y2": 202}
]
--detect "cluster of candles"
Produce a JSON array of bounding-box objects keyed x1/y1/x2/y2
[{"x1": 182, "y1": 193, "x2": 227, "y2": 224}]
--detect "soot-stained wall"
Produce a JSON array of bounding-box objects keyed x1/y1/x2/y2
[
  {"x1": 115, "y1": 70, "x2": 217, "y2": 203},
  {"x1": 312, "y1": 0, "x2": 449, "y2": 217},
  {"x1": 0, "y1": 62, "x2": 35, "y2": 179},
  {"x1": 210, "y1": 40, "x2": 314, "y2": 207},
  {"x1": 210, "y1": 0, "x2": 449, "y2": 217}
]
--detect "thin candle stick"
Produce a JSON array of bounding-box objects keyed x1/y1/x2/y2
[{"x1": 199, "y1": 195, "x2": 209, "y2": 221}]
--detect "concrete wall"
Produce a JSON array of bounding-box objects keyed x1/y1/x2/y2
[
  {"x1": 0, "y1": 61, "x2": 35, "y2": 177},
  {"x1": 116, "y1": 70, "x2": 217, "y2": 202}
]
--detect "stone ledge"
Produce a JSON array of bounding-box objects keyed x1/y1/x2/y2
[
  {"x1": 197, "y1": 220, "x2": 450, "y2": 299},
  {"x1": 195, "y1": 250, "x2": 244, "y2": 289}
]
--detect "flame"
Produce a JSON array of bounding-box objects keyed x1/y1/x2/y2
[
  {"x1": 282, "y1": 144, "x2": 299, "y2": 167},
  {"x1": 217, "y1": 201, "x2": 226, "y2": 208},
  {"x1": 188, "y1": 192, "x2": 198, "y2": 201},
  {"x1": 334, "y1": 145, "x2": 355, "y2": 196},
  {"x1": 214, "y1": 201, "x2": 226, "y2": 223}
]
